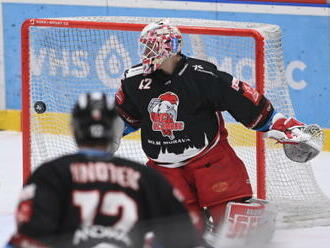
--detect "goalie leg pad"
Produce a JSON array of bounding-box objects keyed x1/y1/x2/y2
[{"x1": 212, "y1": 199, "x2": 277, "y2": 247}]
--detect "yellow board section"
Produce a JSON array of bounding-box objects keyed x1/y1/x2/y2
[
  {"x1": 0, "y1": 110, "x2": 21, "y2": 131},
  {"x1": 1, "y1": 110, "x2": 330, "y2": 151},
  {"x1": 31, "y1": 111, "x2": 142, "y2": 140},
  {"x1": 0, "y1": 110, "x2": 140, "y2": 141},
  {"x1": 226, "y1": 122, "x2": 256, "y2": 146},
  {"x1": 324, "y1": 129, "x2": 330, "y2": 151},
  {"x1": 33, "y1": 112, "x2": 72, "y2": 135},
  {"x1": 31, "y1": 112, "x2": 141, "y2": 140}
]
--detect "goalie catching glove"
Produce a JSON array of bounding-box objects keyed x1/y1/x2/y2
[{"x1": 266, "y1": 113, "x2": 324, "y2": 163}]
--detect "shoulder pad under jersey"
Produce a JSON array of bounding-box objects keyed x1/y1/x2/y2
[{"x1": 124, "y1": 65, "x2": 144, "y2": 79}]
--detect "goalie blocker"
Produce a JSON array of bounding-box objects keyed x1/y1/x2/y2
[{"x1": 266, "y1": 113, "x2": 324, "y2": 163}]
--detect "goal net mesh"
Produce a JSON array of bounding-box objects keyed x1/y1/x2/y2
[{"x1": 22, "y1": 16, "x2": 330, "y2": 228}]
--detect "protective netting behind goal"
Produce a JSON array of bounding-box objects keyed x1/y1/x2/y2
[{"x1": 22, "y1": 16, "x2": 330, "y2": 228}]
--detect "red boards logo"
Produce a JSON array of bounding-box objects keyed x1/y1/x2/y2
[{"x1": 148, "y1": 92, "x2": 184, "y2": 140}]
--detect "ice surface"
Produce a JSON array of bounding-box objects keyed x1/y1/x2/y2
[{"x1": 1, "y1": 131, "x2": 329, "y2": 247}]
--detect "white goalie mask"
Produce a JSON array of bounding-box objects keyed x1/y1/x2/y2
[{"x1": 139, "y1": 20, "x2": 183, "y2": 74}]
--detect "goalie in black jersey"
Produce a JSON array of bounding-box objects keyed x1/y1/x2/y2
[
  {"x1": 114, "y1": 19, "x2": 324, "y2": 239},
  {"x1": 7, "y1": 92, "x2": 202, "y2": 248}
]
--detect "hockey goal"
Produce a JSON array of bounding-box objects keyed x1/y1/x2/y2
[{"x1": 21, "y1": 16, "x2": 330, "y2": 228}]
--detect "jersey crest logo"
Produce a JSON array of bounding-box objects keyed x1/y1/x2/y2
[{"x1": 148, "y1": 92, "x2": 185, "y2": 140}]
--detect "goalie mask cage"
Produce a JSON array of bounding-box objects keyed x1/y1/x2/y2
[{"x1": 21, "y1": 16, "x2": 330, "y2": 228}]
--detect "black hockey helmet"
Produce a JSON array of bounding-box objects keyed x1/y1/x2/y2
[{"x1": 71, "y1": 92, "x2": 117, "y2": 147}]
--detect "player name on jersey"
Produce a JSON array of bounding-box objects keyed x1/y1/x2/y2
[{"x1": 70, "y1": 162, "x2": 141, "y2": 190}]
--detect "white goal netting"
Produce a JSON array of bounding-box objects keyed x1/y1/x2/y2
[{"x1": 22, "y1": 16, "x2": 330, "y2": 228}]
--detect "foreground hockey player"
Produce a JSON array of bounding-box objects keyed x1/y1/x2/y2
[
  {"x1": 115, "y1": 19, "x2": 322, "y2": 235},
  {"x1": 7, "y1": 92, "x2": 202, "y2": 248}
]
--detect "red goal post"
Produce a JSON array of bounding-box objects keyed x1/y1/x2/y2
[{"x1": 21, "y1": 17, "x2": 330, "y2": 228}]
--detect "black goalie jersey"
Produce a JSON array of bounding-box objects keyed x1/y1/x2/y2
[
  {"x1": 115, "y1": 55, "x2": 274, "y2": 166},
  {"x1": 9, "y1": 152, "x2": 199, "y2": 248}
]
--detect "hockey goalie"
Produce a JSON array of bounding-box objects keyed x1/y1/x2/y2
[{"x1": 113, "y1": 19, "x2": 324, "y2": 246}]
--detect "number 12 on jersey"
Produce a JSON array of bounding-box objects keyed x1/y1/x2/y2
[{"x1": 73, "y1": 190, "x2": 138, "y2": 233}]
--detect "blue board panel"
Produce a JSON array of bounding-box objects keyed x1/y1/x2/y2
[{"x1": 2, "y1": 3, "x2": 329, "y2": 127}]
